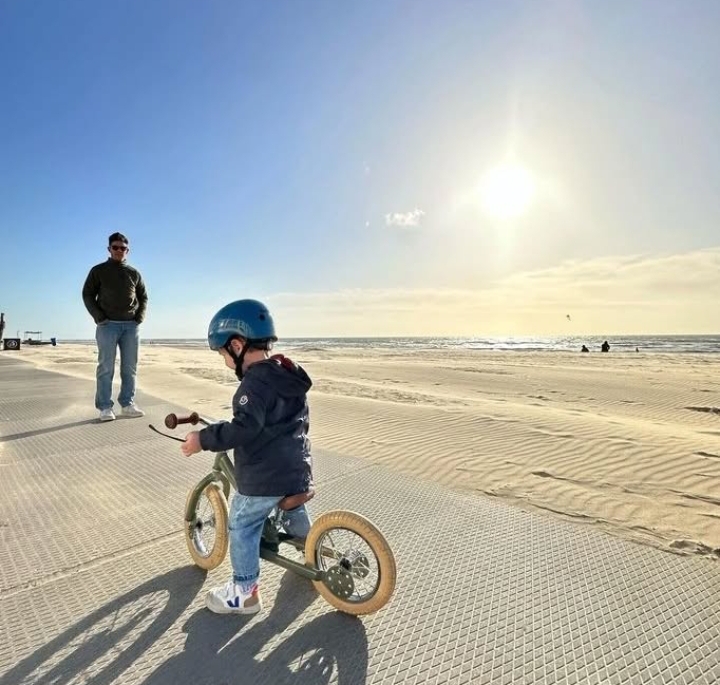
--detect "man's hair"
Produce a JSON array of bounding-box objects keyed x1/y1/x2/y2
[{"x1": 108, "y1": 232, "x2": 129, "y2": 246}]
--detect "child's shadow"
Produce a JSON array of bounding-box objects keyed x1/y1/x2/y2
[{"x1": 143, "y1": 572, "x2": 369, "y2": 685}]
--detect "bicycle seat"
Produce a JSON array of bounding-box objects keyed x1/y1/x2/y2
[{"x1": 278, "y1": 488, "x2": 315, "y2": 511}]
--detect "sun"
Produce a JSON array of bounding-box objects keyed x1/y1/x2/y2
[{"x1": 479, "y1": 165, "x2": 535, "y2": 220}]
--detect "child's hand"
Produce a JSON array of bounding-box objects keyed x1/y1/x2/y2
[{"x1": 181, "y1": 431, "x2": 202, "y2": 457}]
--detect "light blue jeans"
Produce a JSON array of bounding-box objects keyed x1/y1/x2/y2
[
  {"x1": 229, "y1": 493, "x2": 312, "y2": 592},
  {"x1": 95, "y1": 320, "x2": 140, "y2": 411}
]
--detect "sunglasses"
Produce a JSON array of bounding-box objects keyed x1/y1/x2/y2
[{"x1": 110, "y1": 245, "x2": 128, "y2": 252}]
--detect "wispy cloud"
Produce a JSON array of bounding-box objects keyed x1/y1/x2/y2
[
  {"x1": 385, "y1": 208, "x2": 425, "y2": 228},
  {"x1": 267, "y1": 248, "x2": 720, "y2": 336}
]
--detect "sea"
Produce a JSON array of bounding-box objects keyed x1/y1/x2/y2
[{"x1": 121, "y1": 335, "x2": 720, "y2": 354}]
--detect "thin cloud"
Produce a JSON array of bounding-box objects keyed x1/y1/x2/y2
[
  {"x1": 266, "y1": 248, "x2": 720, "y2": 336},
  {"x1": 385, "y1": 208, "x2": 425, "y2": 228}
]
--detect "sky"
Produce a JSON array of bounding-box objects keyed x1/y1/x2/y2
[{"x1": 2, "y1": 0, "x2": 720, "y2": 340}]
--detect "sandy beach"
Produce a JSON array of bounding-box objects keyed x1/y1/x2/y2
[{"x1": 16, "y1": 342, "x2": 720, "y2": 559}]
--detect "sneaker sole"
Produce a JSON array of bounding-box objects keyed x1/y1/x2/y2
[
  {"x1": 205, "y1": 596, "x2": 262, "y2": 615},
  {"x1": 99, "y1": 415, "x2": 116, "y2": 422}
]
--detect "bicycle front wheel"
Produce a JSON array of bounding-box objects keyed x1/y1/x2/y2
[{"x1": 184, "y1": 483, "x2": 229, "y2": 570}]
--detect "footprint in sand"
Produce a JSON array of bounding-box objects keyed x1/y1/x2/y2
[
  {"x1": 531, "y1": 470, "x2": 575, "y2": 483},
  {"x1": 686, "y1": 406, "x2": 720, "y2": 415},
  {"x1": 669, "y1": 539, "x2": 720, "y2": 558}
]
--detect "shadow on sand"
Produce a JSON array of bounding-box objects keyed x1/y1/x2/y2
[
  {"x1": 0, "y1": 568, "x2": 369, "y2": 685},
  {"x1": 0, "y1": 419, "x2": 100, "y2": 442}
]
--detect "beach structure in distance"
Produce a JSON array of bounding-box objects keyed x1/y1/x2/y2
[
  {"x1": 1, "y1": 313, "x2": 22, "y2": 351},
  {"x1": 22, "y1": 330, "x2": 57, "y2": 346}
]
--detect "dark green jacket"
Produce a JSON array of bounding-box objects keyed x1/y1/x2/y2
[{"x1": 82, "y1": 259, "x2": 148, "y2": 324}]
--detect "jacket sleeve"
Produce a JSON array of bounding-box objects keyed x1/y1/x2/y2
[
  {"x1": 199, "y1": 377, "x2": 267, "y2": 452},
  {"x1": 81, "y1": 267, "x2": 105, "y2": 323},
  {"x1": 134, "y1": 272, "x2": 148, "y2": 323}
]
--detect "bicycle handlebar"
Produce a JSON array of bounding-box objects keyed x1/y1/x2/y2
[{"x1": 164, "y1": 412, "x2": 204, "y2": 429}]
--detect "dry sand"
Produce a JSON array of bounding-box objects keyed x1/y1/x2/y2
[{"x1": 16, "y1": 342, "x2": 720, "y2": 558}]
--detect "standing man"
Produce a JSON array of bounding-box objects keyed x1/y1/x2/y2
[{"x1": 82, "y1": 232, "x2": 148, "y2": 421}]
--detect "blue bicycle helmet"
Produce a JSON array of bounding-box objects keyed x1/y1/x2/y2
[{"x1": 207, "y1": 299, "x2": 277, "y2": 351}]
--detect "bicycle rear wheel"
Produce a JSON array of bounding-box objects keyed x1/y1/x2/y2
[{"x1": 304, "y1": 510, "x2": 396, "y2": 615}]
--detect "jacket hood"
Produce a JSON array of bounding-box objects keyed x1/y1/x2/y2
[{"x1": 247, "y1": 354, "x2": 312, "y2": 397}]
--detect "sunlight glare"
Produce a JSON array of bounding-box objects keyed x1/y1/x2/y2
[{"x1": 479, "y1": 165, "x2": 535, "y2": 220}]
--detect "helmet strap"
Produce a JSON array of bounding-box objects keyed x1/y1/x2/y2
[{"x1": 224, "y1": 339, "x2": 250, "y2": 381}]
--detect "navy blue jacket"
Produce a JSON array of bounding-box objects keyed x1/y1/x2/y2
[{"x1": 198, "y1": 355, "x2": 313, "y2": 497}]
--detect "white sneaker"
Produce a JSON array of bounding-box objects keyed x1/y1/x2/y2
[
  {"x1": 205, "y1": 580, "x2": 262, "y2": 615},
  {"x1": 99, "y1": 408, "x2": 116, "y2": 422},
  {"x1": 121, "y1": 404, "x2": 145, "y2": 418}
]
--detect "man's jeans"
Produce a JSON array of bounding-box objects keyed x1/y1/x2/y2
[
  {"x1": 95, "y1": 320, "x2": 139, "y2": 411},
  {"x1": 229, "y1": 493, "x2": 312, "y2": 592}
]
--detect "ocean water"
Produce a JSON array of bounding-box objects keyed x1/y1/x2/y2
[{"x1": 128, "y1": 335, "x2": 720, "y2": 354}]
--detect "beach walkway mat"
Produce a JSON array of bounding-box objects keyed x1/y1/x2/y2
[{"x1": 1, "y1": 355, "x2": 720, "y2": 685}]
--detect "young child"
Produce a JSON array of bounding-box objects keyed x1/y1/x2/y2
[{"x1": 181, "y1": 299, "x2": 313, "y2": 615}]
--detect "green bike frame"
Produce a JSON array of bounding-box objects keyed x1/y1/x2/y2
[
  {"x1": 184, "y1": 450, "x2": 235, "y2": 516},
  {"x1": 185, "y1": 450, "x2": 323, "y2": 582}
]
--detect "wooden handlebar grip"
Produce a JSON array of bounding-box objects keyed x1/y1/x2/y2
[{"x1": 164, "y1": 412, "x2": 200, "y2": 429}]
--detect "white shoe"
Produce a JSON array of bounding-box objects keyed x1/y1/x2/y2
[
  {"x1": 121, "y1": 404, "x2": 145, "y2": 418},
  {"x1": 99, "y1": 408, "x2": 116, "y2": 422},
  {"x1": 205, "y1": 580, "x2": 262, "y2": 615}
]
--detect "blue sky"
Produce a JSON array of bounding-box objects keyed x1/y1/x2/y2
[{"x1": 2, "y1": 0, "x2": 720, "y2": 339}]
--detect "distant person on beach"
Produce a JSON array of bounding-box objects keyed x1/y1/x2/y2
[
  {"x1": 581, "y1": 345, "x2": 589, "y2": 353},
  {"x1": 601, "y1": 340, "x2": 610, "y2": 353},
  {"x1": 82, "y1": 232, "x2": 148, "y2": 422}
]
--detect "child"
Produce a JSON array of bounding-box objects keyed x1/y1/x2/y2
[{"x1": 181, "y1": 299, "x2": 313, "y2": 615}]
